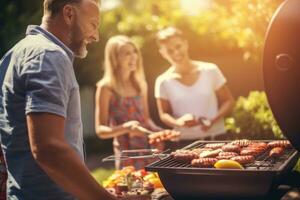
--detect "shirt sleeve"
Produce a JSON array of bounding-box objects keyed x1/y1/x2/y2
[
  {"x1": 23, "y1": 50, "x2": 71, "y2": 118},
  {"x1": 154, "y1": 76, "x2": 168, "y2": 100},
  {"x1": 213, "y1": 64, "x2": 227, "y2": 90}
]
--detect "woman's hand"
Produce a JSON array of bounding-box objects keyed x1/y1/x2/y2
[
  {"x1": 176, "y1": 114, "x2": 200, "y2": 127},
  {"x1": 122, "y1": 121, "x2": 144, "y2": 138}
]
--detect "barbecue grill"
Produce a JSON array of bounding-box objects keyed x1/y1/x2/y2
[
  {"x1": 146, "y1": 0, "x2": 300, "y2": 199},
  {"x1": 146, "y1": 140, "x2": 298, "y2": 200}
]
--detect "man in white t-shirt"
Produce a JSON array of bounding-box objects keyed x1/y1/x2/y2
[{"x1": 154, "y1": 27, "x2": 235, "y2": 148}]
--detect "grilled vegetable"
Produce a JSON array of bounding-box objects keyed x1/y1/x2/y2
[{"x1": 214, "y1": 159, "x2": 244, "y2": 169}]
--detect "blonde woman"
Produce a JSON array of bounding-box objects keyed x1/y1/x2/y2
[{"x1": 95, "y1": 35, "x2": 177, "y2": 169}]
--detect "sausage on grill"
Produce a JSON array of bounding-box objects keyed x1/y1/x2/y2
[
  {"x1": 204, "y1": 143, "x2": 225, "y2": 150},
  {"x1": 191, "y1": 158, "x2": 218, "y2": 167},
  {"x1": 231, "y1": 155, "x2": 254, "y2": 165},
  {"x1": 230, "y1": 139, "x2": 252, "y2": 147},
  {"x1": 269, "y1": 147, "x2": 284, "y2": 158},
  {"x1": 221, "y1": 144, "x2": 241, "y2": 153},
  {"x1": 240, "y1": 142, "x2": 268, "y2": 156},
  {"x1": 248, "y1": 142, "x2": 268, "y2": 151},
  {"x1": 216, "y1": 152, "x2": 238, "y2": 160},
  {"x1": 148, "y1": 130, "x2": 180, "y2": 144},
  {"x1": 171, "y1": 150, "x2": 199, "y2": 163},
  {"x1": 240, "y1": 149, "x2": 259, "y2": 156},
  {"x1": 268, "y1": 140, "x2": 292, "y2": 149}
]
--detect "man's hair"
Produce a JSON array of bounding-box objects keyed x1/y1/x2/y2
[
  {"x1": 43, "y1": 0, "x2": 82, "y2": 17},
  {"x1": 156, "y1": 27, "x2": 184, "y2": 46}
]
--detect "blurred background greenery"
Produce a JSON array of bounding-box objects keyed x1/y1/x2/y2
[
  {"x1": 0, "y1": 0, "x2": 282, "y2": 85},
  {"x1": 0, "y1": 0, "x2": 286, "y2": 158}
]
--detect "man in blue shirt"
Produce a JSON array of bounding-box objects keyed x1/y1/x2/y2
[{"x1": 0, "y1": 0, "x2": 115, "y2": 199}]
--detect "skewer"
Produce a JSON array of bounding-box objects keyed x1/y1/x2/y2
[{"x1": 101, "y1": 149, "x2": 171, "y2": 162}]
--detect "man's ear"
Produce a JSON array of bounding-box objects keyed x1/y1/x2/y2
[{"x1": 62, "y1": 5, "x2": 75, "y2": 26}]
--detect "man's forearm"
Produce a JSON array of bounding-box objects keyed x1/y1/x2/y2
[{"x1": 34, "y1": 141, "x2": 115, "y2": 200}]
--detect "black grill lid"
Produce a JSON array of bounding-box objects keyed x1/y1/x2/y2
[{"x1": 263, "y1": 0, "x2": 300, "y2": 151}]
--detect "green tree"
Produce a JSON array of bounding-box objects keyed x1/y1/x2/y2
[
  {"x1": 225, "y1": 91, "x2": 284, "y2": 139},
  {"x1": 0, "y1": 0, "x2": 42, "y2": 56},
  {"x1": 99, "y1": 0, "x2": 283, "y2": 61},
  {"x1": 0, "y1": 0, "x2": 284, "y2": 85}
]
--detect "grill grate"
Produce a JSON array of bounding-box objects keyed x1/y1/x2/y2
[{"x1": 148, "y1": 140, "x2": 297, "y2": 171}]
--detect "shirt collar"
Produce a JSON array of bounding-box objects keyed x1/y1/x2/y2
[{"x1": 26, "y1": 25, "x2": 74, "y2": 62}]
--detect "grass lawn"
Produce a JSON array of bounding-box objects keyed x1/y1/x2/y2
[
  {"x1": 294, "y1": 158, "x2": 300, "y2": 172},
  {"x1": 91, "y1": 168, "x2": 115, "y2": 185}
]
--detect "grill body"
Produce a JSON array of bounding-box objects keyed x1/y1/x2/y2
[{"x1": 146, "y1": 140, "x2": 299, "y2": 200}]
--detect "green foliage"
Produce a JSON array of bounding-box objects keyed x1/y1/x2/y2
[
  {"x1": 195, "y1": 0, "x2": 283, "y2": 61},
  {"x1": 294, "y1": 159, "x2": 300, "y2": 173},
  {"x1": 225, "y1": 91, "x2": 284, "y2": 139},
  {"x1": 100, "y1": 0, "x2": 283, "y2": 62},
  {"x1": 0, "y1": 0, "x2": 42, "y2": 56},
  {"x1": 0, "y1": 1, "x2": 284, "y2": 85}
]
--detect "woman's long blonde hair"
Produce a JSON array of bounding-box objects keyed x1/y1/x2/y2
[{"x1": 98, "y1": 35, "x2": 146, "y2": 96}]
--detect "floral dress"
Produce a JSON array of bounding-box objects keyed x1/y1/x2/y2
[{"x1": 108, "y1": 93, "x2": 154, "y2": 170}]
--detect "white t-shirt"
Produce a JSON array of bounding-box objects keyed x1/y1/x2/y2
[{"x1": 155, "y1": 61, "x2": 226, "y2": 140}]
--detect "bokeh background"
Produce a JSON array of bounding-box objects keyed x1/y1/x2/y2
[{"x1": 0, "y1": 0, "x2": 287, "y2": 170}]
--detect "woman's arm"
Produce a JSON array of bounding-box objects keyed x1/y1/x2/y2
[
  {"x1": 201, "y1": 84, "x2": 234, "y2": 131},
  {"x1": 156, "y1": 98, "x2": 179, "y2": 128},
  {"x1": 209, "y1": 84, "x2": 235, "y2": 127},
  {"x1": 141, "y1": 83, "x2": 163, "y2": 131}
]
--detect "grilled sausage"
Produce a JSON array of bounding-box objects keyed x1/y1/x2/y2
[
  {"x1": 240, "y1": 146, "x2": 266, "y2": 156},
  {"x1": 231, "y1": 155, "x2": 254, "y2": 165},
  {"x1": 221, "y1": 144, "x2": 241, "y2": 153},
  {"x1": 240, "y1": 142, "x2": 268, "y2": 156},
  {"x1": 269, "y1": 147, "x2": 284, "y2": 158},
  {"x1": 216, "y1": 152, "x2": 238, "y2": 160},
  {"x1": 191, "y1": 158, "x2": 218, "y2": 167},
  {"x1": 248, "y1": 142, "x2": 268, "y2": 150},
  {"x1": 171, "y1": 150, "x2": 199, "y2": 163},
  {"x1": 230, "y1": 139, "x2": 252, "y2": 147},
  {"x1": 240, "y1": 148, "x2": 259, "y2": 156},
  {"x1": 204, "y1": 143, "x2": 225, "y2": 150},
  {"x1": 148, "y1": 130, "x2": 180, "y2": 144},
  {"x1": 268, "y1": 140, "x2": 292, "y2": 149}
]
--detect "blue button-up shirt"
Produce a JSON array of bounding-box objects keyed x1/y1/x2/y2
[{"x1": 0, "y1": 25, "x2": 84, "y2": 200}]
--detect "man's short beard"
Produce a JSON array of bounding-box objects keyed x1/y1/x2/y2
[{"x1": 69, "y1": 14, "x2": 88, "y2": 58}]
